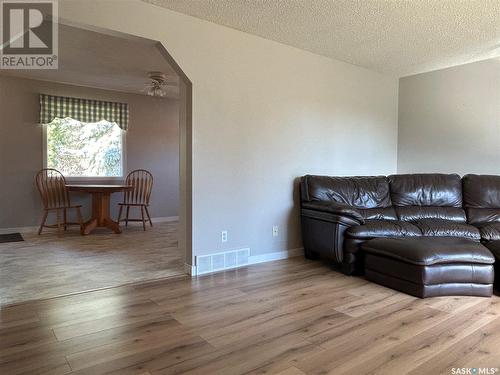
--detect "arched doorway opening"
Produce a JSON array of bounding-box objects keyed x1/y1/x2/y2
[{"x1": 0, "y1": 22, "x2": 192, "y2": 305}]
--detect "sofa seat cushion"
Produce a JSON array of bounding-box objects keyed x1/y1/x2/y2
[
  {"x1": 477, "y1": 223, "x2": 500, "y2": 241},
  {"x1": 362, "y1": 237, "x2": 495, "y2": 266},
  {"x1": 415, "y1": 219, "x2": 480, "y2": 240},
  {"x1": 346, "y1": 220, "x2": 421, "y2": 239}
]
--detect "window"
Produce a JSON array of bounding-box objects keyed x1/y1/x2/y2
[{"x1": 45, "y1": 117, "x2": 125, "y2": 178}]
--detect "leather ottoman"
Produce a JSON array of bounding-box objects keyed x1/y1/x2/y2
[
  {"x1": 362, "y1": 237, "x2": 495, "y2": 298},
  {"x1": 484, "y1": 241, "x2": 500, "y2": 292}
]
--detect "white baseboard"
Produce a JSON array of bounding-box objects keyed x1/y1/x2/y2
[
  {"x1": 126, "y1": 216, "x2": 178, "y2": 226},
  {"x1": 0, "y1": 216, "x2": 179, "y2": 234},
  {"x1": 189, "y1": 247, "x2": 303, "y2": 277},
  {"x1": 185, "y1": 263, "x2": 197, "y2": 276},
  {"x1": 0, "y1": 226, "x2": 38, "y2": 235},
  {"x1": 248, "y1": 247, "x2": 303, "y2": 264},
  {"x1": 151, "y1": 216, "x2": 179, "y2": 223}
]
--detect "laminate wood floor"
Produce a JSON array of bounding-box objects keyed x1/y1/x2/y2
[
  {"x1": 0, "y1": 222, "x2": 183, "y2": 306},
  {"x1": 1, "y1": 256, "x2": 499, "y2": 375}
]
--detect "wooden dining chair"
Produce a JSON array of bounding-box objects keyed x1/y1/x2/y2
[
  {"x1": 35, "y1": 168, "x2": 84, "y2": 235},
  {"x1": 117, "y1": 169, "x2": 154, "y2": 231}
]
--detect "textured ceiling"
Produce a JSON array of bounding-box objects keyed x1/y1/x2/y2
[
  {"x1": 142, "y1": 0, "x2": 500, "y2": 77},
  {"x1": 0, "y1": 25, "x2": 179, "y2": 97}
]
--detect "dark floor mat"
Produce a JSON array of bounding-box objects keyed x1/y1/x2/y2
[{"x1": 0, "y1": 233, "x2": 24, "y2": 243}]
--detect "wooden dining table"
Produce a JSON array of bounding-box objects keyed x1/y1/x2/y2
[{"x1": 66, "y1": 184, "x2": 133, "y2": 235}]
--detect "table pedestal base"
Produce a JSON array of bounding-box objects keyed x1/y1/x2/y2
[
  {"x1": 82, "y1": 218, "x2": 121, "y2": 235},
  {"x1": 82, "y1": 192, "x2": 122, "y2": 235}
]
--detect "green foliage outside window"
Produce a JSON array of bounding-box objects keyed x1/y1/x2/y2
[{"x1": 47, "y1": 117, "x2": 123, "y2": 177}]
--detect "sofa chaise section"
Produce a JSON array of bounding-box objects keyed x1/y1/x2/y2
[{"x1": 363, "y1": 237, "x2": 495, "y2": 298}]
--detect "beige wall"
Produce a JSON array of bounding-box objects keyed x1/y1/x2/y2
[
  {"x1": 0, "y1": 74, "x2": 179, "y2": 228},
  {"x1": 398, "y1": 58, "x2": 500, "y2": 174},
  {"x1": 60, "y1": 1, "x2": 399, "y2": 261}
]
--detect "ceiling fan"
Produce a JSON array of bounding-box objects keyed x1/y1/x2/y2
[{"x1": 144, "y1": 71, "x2": 177, "y2": 97}]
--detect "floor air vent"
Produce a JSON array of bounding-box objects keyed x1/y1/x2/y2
[{"x1": 196, "y1": 248, "x2": 250, "y2": 275}]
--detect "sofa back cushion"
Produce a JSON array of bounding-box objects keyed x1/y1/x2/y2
[
  {"x1": 463, "y1": 174, "x2": 500, "y2": 225},
  {"x1": 388, "y1": 174, "x2": 466, "y2": 222},
  {"x1": 301, "y1": 175, "x2": 392, "y2": 208}
]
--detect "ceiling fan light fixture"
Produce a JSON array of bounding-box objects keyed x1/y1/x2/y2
[
  {"x1": 147, "y1": 71, "x2": 169, "y2": 97},
  {"x1": 147, "y1": 85, "x2": 166, "y2": 97}
]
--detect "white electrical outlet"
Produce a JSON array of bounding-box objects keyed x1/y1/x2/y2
[
  {"x1": 221, "y1": 230, "x2": 228, "y2": 243},
  {"x1": 272, "y1": 225, "x2": 279, "y2": 237}
]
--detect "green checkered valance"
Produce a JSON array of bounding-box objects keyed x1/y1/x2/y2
[{"x1": 39, "y1": 94, "x2": 129, "y2": 130}]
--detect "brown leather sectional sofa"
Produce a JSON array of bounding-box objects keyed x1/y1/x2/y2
[{"x1": 300, "y1": 173, "x2": 500, "y2": 295}]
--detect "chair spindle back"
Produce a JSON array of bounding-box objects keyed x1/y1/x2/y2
[
  {"x1": 35, "y1": 169, "x2": 70, "y2": 209},
  {"x1": 124, "y1": 169, "x2": 154, "y2": 205}
]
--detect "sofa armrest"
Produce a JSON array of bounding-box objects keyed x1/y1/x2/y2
[
  {"x1": 301, "y1": 201, "x2": 365, "y2": 224},
  {"x1": 300, "y1": 211, "x2": 357, "y2": 264},
  {"x1": 300, "y1": 203, "x2": 363, "y2": 265}
]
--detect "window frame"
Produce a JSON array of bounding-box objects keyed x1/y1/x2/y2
[{"x1": 42, "y1": 118, "x2": 127, "y2": 182}]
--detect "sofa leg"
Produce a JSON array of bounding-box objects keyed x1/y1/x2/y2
[
  {"x1": 304, "y1": 249, "x2": 320, "y2": 260},
  {"x1": 340, "y1": 262, "x2": 359, "y2": 276},
  {"x1": 330, "y1": 261, "x2": 343, "y2": 272}
]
